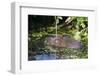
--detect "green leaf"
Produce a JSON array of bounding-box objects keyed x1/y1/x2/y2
[
  {"x1": 56, "y1": 19, "x2": 59, "y2": 24},
  {"x1": 81, "y1": 23, "x2": 86, "y2": 28},
  {"x1": 74, "y1": 31, "x2": 81, "y2": 40},
  {"x1": 57, "y1": 16, "x2": 63, "y2": 20}
]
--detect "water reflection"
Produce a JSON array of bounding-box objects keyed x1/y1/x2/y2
[
  {"x1": 29, "y1": 53, "x2": 57, "y2": 60},
  {"x1": 28, "y1": 35, "x2": 83, "y2": 61}
]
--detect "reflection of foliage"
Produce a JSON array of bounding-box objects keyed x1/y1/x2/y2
[{"x1": 28, "y1": 15, "x2": 88, "y2": 59}]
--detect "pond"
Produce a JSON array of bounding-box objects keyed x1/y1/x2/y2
[
  {"x1": 28, "y1": 34, "x2": 83, "y2": 60},
  {"x1": 29, "y1": 53, "x2": 57, "y2": 60}
]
